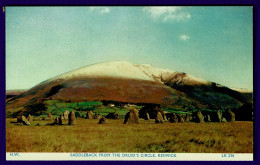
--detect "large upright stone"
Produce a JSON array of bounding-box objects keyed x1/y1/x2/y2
[
  {"x1": 21, "y1": 115, "x2": 30, "y2": 125},
  {"x1": 124, "y1": 109, "x2": 139, "y2": 124},
  {"x1": 196, "y1": 110, "x2": 204, "y2": 123},
  {"x1": 68, "y1": 111, "x2": 77, "y2": 125},
  {"x1": 63, "y1": 110, "x2": 69, "y2": 120},
  {"x1": 145, "y1": 112, "x2": 150, "y2": 120},
  {"x1": 217, "y1": 110, "x2": 222, "y2": 122},
  {"x1": 53, "y1": 117, "x2": 60, "y2": 125},
  {"x1": 169, "y1": 113, "x2": 178, "y2": 123},
  {"x1": 86, "y1": 111, "x2": 93, "y2": 119},
  {"x1": 155, "y1": 106, "x2": 167, "y2": 121},
  {"x1": 185, "y1": 114, "x2": 190, "y2": 122},
  {"x1": 155, "y1": 112, "x2": 164, "y2": 124},
  {"x1": 227, "y1": 109, "x2": 235, "y2": 122},
  {"x1": 27, "y1": 114, "x2": 32, "y2": 122},
  {"x1": 177, "y1": 114, "x2": 185, "y2": 123},
  {"x1": 204, "y1": 114, "x2": 211, "y2": 122}
]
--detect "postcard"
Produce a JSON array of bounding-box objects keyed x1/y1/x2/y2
[{"x1": 5, "y1": 6, "x2": 253, "y2": 161}]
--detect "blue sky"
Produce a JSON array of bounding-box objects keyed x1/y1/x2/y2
[{"x1": 6, "y1": 6, "x2": 253, "y2": 90}]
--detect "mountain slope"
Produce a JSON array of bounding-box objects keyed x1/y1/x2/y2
[{"x1": 6, "y1": 61, "x2": 252, "y2": 115}]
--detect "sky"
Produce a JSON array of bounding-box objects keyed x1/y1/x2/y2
[{"x1": 6, "y1": 6, "x2": 253, "y2": 90}]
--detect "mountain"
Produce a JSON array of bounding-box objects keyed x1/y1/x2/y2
[
  {"x1": 6, "y1": 89, "x2": 27, "y2": 99},
  {"x1": 6, "y1": 61, "x2": 252, "y2": 116}
]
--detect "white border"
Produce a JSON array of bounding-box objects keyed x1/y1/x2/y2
[{"x1": 6, "y1": 153, "x2": 253, "y2": 161}]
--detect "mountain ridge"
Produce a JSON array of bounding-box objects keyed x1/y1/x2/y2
[{"x1": 6, "y1": 61, "x2": 252, "y2": 116}]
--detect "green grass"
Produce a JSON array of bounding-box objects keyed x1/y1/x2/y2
[
  {"x1": 44, "y1": 100, "x2": 65, "y2": 105},
  {"x1": 43, "y1": 100, "x2": 104, "y2": 117}
]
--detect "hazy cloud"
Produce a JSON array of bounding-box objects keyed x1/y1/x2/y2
[
  {"x1": 143, "y1": 7, "x2": 191, "y2": 22},
  {"x1": 179, "y1": 35, "x2": 190, "y2": 41},
  {"x1": 89, "y1": 7, "x2": 110, "y2": 14}
]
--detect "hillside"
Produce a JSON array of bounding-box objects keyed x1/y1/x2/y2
[
  {"x1": 6, "y1": 89, "x2": 27, "y2": 99},
  {"x1": 6, "y1": 61, "x2": 252, "y2": 117}
]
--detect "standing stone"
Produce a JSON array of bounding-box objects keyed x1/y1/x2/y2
[
  {"x1": 63, "y1": 110, "x2": 69, "y2": 120},
  {"x1": 60, "y1": 115, "x2": 65, "y2": 120},
  {"x1": 145, "y1": 112, "x2": 150, "y2": 120},
  {"x1": 160, "y1": 111, "x2": 167, "y2": 121},
  {"x1": 53, "y1": 117, "x2": 59, "y2": 125},
  {"x1": 21, "y1": 115, "x2": 30, "y2": 125},
  {"x1": 68, "y1": 111, "x2": 77, "y2": 125},
  {"x1": 86, "y1": 111, "x2": 93, "y2": 119},
  {"x1": 155, "y1": 112, "x2": 164, "y2": 124},
  {"x1": 177, "y1": 114, "x2": 185, "y2": 123},
  {"x1": 169, "y1": 113, "x2": 178, "y2": 123},
  {"x1": 155, "y1": 106, "x2": 167, "y2": 121},
  {"x1": 124, "y1": 109, "x2": 139, "y2": 124},
  {"x1": 185, "y1": 114, "x2": 190, "y2": 122},
  {"x1": 196, "y1": 110, "x2": 204, "y2": 123},
  {"x1": 27, "y1": 114, "x2": 32, "y2": 122},
  {"x1": 204, "y1": 114, "x2": 211, "y2": 122},
  {"x1": 47, "y1": 113, "x2": 52, "y2": 119},
  {"x1": 217, "y1": 110, "x2": 222, "y2": 122},
  {"x1": 98, "y1": 116, "x2": 108, "y2": 124},
  {"x1": 227, "y1": 109, "x2": 236, "y2": 122}
]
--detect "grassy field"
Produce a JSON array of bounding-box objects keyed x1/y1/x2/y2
[{"x1": 6, "y1": 118, "x2": 253, "y2": 153}]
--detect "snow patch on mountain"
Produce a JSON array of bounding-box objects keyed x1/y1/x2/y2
[
  {"x1": 50, "y1": 61, "x2": 153, "y2": 81},
  {"x1": 47, "y1": 61, "x2": 210, "y2": 86}
]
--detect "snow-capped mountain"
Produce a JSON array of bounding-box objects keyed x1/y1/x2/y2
[
  {"x1": 47, "y1": 61, "x2": 210, "y2": 86},
  {"x1": 6, "y1": 61, "x2": 252, "y2": 113}
]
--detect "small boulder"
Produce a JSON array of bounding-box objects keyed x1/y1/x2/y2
[
  {"x1": 98, "y1": 116, "x2": 108, "y2": 124},
  {"x1": 222, "y1": 117, "x2": 227, "y2": 122}
]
